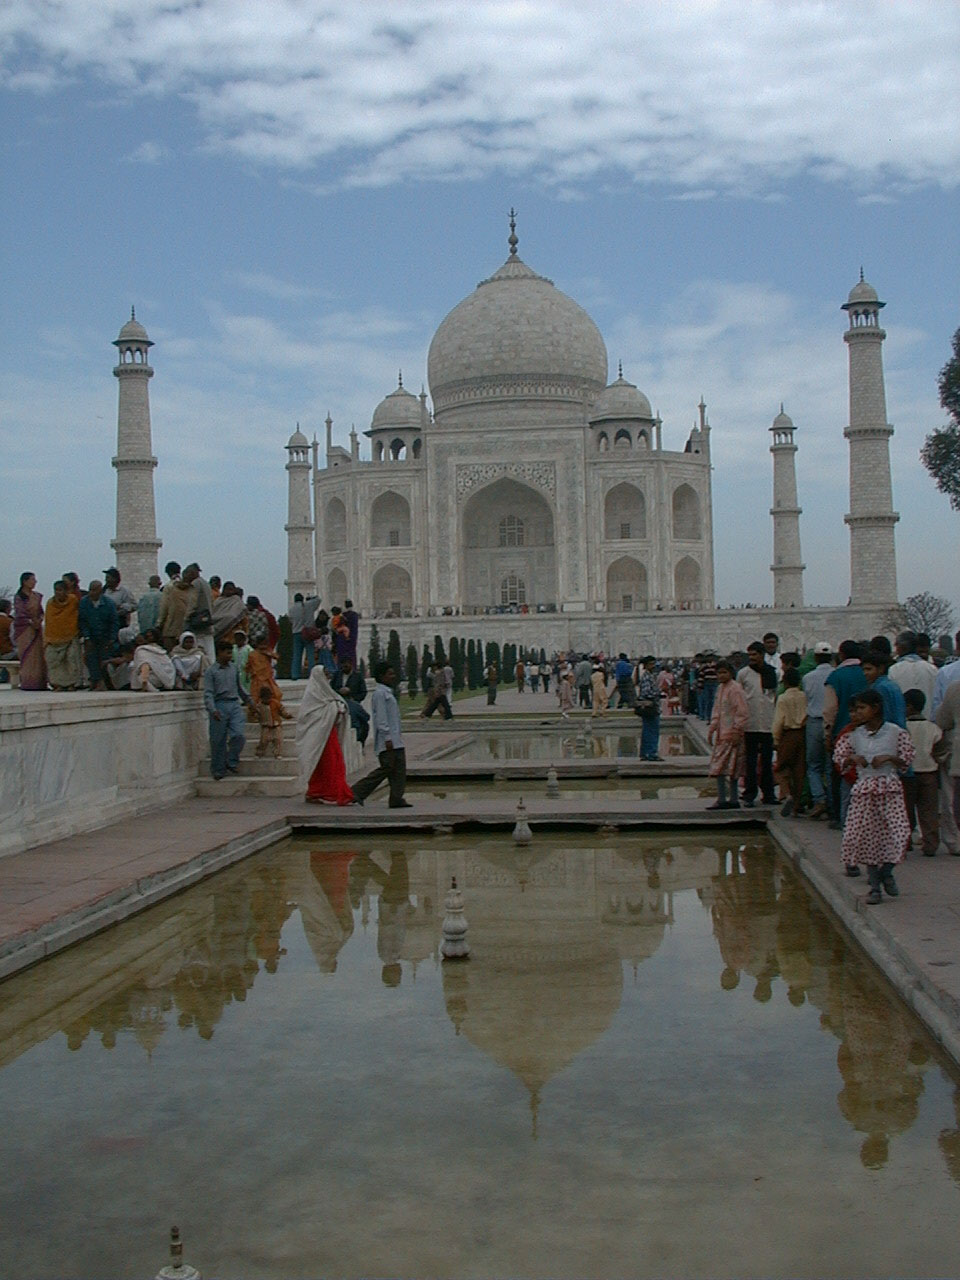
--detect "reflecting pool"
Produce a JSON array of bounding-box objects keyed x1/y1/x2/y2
[
  {"x1": 432, "y1": 729, "x2": 696, "y2": 761},
  {"x1": 1, "y1": 833, "x2": 959, "y2": 1278}
]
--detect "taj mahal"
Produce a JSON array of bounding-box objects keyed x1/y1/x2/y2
[{"x1": 109, "y1": 217, "x2": 901, "y2": 653}]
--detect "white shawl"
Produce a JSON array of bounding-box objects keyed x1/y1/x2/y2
[
  {"x1": 131, "y1": 642, "x2": 176, "y2": 690},
  {"x1": 296, "y1": 666, "x2": 350, "y2": 788}
]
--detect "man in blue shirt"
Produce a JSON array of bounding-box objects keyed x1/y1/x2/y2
[
  {"x1": 352, "y1": 661, "x2": 411, "y2": 808},
  {"x1": 203, "y1": 638, "x2": 252, "y2": 780}
]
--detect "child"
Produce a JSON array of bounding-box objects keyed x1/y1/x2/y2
[
  {"x1": 902, "y1": 688, "x2": 945, "y2": 856},
  {"x1": 255, "y1": 684, "x2": 283, "y2": 758},
  {"x1": 772, "y1": 666, "x2": 807, "y2": 817},
  {"x1": 203, "y1": 638, "x2": 251, "y2": 780},
  {"x1": 833, "y1": 689, "x2": 914, "y2": 904},
  {"x1": 707, "y1": 659, "x2": 749, "y2": 809}
]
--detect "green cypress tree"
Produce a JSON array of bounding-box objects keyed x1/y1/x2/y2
[
  {"x1": 367, "y1": 624, "x2": 382, "y2": 674},
  {"x1": 434, "y1": 633, "x2": 447, "y2": 666},
  {"x1": 451, "y1": 637, "x2": 466, "y2": 691},
  {"x1": 449, "y1": 637, "x2": 460, "y2": 691},
  {"x1": 405, "y1": 643, "x2": 419, "y2": 698},
  {"x1": 466, "y1": 638, "x2": 477, "y2": 689},
  {"x1": 487, "y1": 641, "x2": 501, "y2": 683},
  {"x1": 276, "y1": 614, "x2": 293, "y2": 679},
  {"x1": 386, "y1": 629, "x2": 402, "y2": 682}
]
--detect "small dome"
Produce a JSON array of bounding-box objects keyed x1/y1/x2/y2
[
  {"x1": 116, "y1": 309, "x2": 150, "y2": 343},
  {"x1": 772, "y1": 407, "x2": 794, "y2": 430},
  {"x1": 371, "y1": 384, "x2": 421, "y2": 431},
  {"x1": 846, "y1": 277, "x2": 879, "y2": 306},
  {"x1": 287, "y1": 426, "x2": 309, "y2": 447},
  {"x1": 590, "y1": 373, "x2": 653, "y2": 423}
]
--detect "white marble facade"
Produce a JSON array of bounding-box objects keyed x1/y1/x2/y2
[{"x1": 302, "y1": 232, "x2": 715, "y2": 618}]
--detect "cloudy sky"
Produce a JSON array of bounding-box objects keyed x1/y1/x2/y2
[{"x1": 1, "y1": 0, "x2": 958, "y2": 617}]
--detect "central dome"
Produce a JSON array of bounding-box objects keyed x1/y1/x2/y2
[{"x1": 428, "y1": 251, "x2": 608, "y2": 417}]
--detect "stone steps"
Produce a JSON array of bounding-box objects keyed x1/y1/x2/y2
[
  {"x1": 195, "y1": 775, "x2": 301, "y2": 799},
  {"x1": 199, "y1": 755, "x2": 297, "y2": 777}
]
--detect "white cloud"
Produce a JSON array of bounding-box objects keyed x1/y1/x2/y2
[
  {"x1": 1, "y1": 1, "x2": 958, "y2": 193},
  {"x1": 122, "y1": 139, "x2": 170, "y2": 163}
]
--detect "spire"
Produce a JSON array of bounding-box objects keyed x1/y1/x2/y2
[
  {"x1": 130, "y1": 305, "x2": 136, "y2": 321},
  {"x1": 398, "y1": 369, "x2": 403, "y2": 389},
  {"x1": 618, "y1": 360, "x2": 623, "y2": 379},
  {"x1": 859, "y1": 265, "x2": 865, "y2": 283},
  {"x1": 508, "y1": 207, "x2": 518, "y2": 258}
]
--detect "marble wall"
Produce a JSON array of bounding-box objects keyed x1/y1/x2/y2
[{"x1": 0, "y1": 691, "x2": 206, "y2": 859}]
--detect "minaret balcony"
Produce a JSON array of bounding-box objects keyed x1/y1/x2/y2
[{"x1": 112, "y1": 455, "x2": 158, "y2": 468}]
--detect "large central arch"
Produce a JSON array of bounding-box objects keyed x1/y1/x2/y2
[{"x1": 461, "y1": 477, "x2": 557, "y2": 610}]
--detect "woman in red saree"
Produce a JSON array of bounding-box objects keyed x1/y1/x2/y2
[
  {"x1": 296, "y1": 665, "x2": 356, "y2": 805},
  {"x1": 13, "y1": 572, "x2": 47, "y2": 690}
]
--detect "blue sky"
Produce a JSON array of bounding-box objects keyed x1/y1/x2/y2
[{"x1": 1, "y1": 1, "x2": 958, "y2": 618}]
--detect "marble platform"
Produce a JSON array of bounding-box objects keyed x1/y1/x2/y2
[{"x1": 0, "y1": 689, "x2": 207, "y2": 859}]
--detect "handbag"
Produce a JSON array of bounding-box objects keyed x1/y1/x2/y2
[
  {"x1": 301, "y1": 625, "x2": 322, "y2": 642},
  {"x1": 636, "y1": 698, "x2": 658, "y2": 719}
]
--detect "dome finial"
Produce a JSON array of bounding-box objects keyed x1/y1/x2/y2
[
  {"x1": 618, "y1": 359, "x2": 623, "y2": 379},
  {"x1": 780, "y1": 401, "x2": 784, "y2": 414},
  {"x1": 398, "y1": 369, "x2": 403, "y2": 388},
  {"x1": 508, "y1": 207, "x2": 518, "y2": 257},
  {"x1": 859, "y1": 265, "x2": 864, "y2": 283},
  {"x1": 131, "y1": 305, "x2": 136, "y2": 320}
]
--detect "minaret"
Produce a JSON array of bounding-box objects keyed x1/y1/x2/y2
[
  {"x1": 842, "y1": 272, "x2": 899, "y2": 605},
  {"x1": 112, "y1": 309, "x2": 161, "y2": 596},
  {"x1": 769, "y1": 406, "x2": 805, "y2": 608},
  {"x1": 284, "y1": 424, "x2": 316, "y2": 606}
]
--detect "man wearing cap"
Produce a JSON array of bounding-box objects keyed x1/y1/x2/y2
[
  {"x1": 802, "y1": 643, "x2": 835, "y2": 820},
  {"x1": 137, "y1": 575, "x2": 163, "y2": 636},
  {"x1": 181, "y1": 563, "x2": 216, "y2": 662},
  {"x1": 103, "y1": 568, "x2": 137, "y2": 629}
]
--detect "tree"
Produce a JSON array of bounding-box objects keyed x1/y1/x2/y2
[
  {"x1": 405, "y1": 643, "x2": 419, "y2": 698},
  {"x1": 503, "y1": 642, "x2": 516, "y2": 680},
  {"x1": 466, "y1": 638, "x2": 477, "y2": 689},
  {"x1": 883, "y1": 592, "x2": 955, "y2": 638},
  {"x1": 485, "y1": 640, "x2": 501, "y2": 682},
  {"x1": 450, "y1": 636, "x2": 466, "y2": 691},
  {"x1": 433, "y1": 634, "x2": 447, "y2": 666},
  {"x1": 367, "y1": 624, "x2": 382, "y2": 674},
  {"x1": 920, "y1": 326, "x2": 960, "y2": 511},
  {"x1": 386, "y1": 628, "x2": 403, "y2": 681}
]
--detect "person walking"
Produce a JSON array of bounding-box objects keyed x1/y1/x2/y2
[
  {"x1": 515, "y1": 658, "x2": 525, "y2": 694},
  {"x1": 297, "y1": 665, "x2": 355, "y2": 805},
  {"x1": 833, "y1": 689, "x2": 914, "y2": 904},
  {"x1": 613, "y1": 652, "x2": 635, "y2": 709},
  {"x1": 574, "y1": 654, "x2": 593, "y2": 708},
  {"x1": 203, "y1": 638, "x2": 252, "y2": 780},
  {"x1": 540, "y1": 659, "x2": 551, "y2": 694},
  {"x1": 352, "y1": 661, "x2": 410, "y2": 808},
  {"x1": 590, "y1": 664, "x2": 608, "y2": 717},
  {"x1": 824, "y1": 640, "x2": 868, "y2": 829},
  {"x1": 902, "y1": 689, "x2": 944, "y2": 855},
  {"x1": 136, "y1": 575, "x2": 163, "y2": 636},
  {"x1": 486, "y1": 661, "x2": 498, "y2": 705},
  {"x1": 889, "y1": 630, "x2": 937, "y2": 717}
]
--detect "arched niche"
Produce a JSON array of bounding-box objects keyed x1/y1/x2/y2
[
  {"x1": 374, "y1": 441, "x2": 384, "y2": 462},
  {"x1": 614, "y1": 428, "x2": 632, "y2": 450},
  {"x1": 412, "y1": 437, "x2": 422, "y2": 459},
  {"x1": 606, "y1": 556, "x2": 647, "y2": 612},
  {"x1": 674, "y1": 556, "x2": 701, "y2": 608},
  {"x1": 371, "y1": 490, "x2": 411, "y2": 547},
  {"x1": 672, "y1": 484, "x2": 702, "y2": 540},
  {"x1": 390, "y1": 437, "x2": 407, "y2": 461},
  {"x1": 597, "y1": 431, "x2": 609, "y2": 453},
  {"x1": 372, "y1": 564, "x2": 412, "y2": 616},
  {"x1": 324, "y1": 497, "x2": 347, "y2": 552},
  {"x1": 500, "y1": 573, "x2": 526, "y2": 606},
  {"x1": 461, "y1": 477, "x2": 556, "y2": 611},
  {"x1": 604, "y1": 483, "x2": 646, "y2": 540},
  {"x1": 326, "y1": 567, "x2": 347, "y2": 604}
]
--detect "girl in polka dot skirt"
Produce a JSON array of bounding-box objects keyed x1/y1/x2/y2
[{"x1": 833, "y1": 688, "x2": 914, "y2": 904}]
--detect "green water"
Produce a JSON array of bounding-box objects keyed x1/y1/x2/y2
[{"x1": 1, "y1": 832, "x2": 958, "y2": 1278}]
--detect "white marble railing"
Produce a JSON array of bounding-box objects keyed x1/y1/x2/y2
[{"x1": 0, "y1": 690, "x2": 207, "y2": 859}]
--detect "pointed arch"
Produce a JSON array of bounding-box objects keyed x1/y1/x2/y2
[
  {"x1": 372, "y1": 564, "x2": 412, "y2": 616},
  {"x1": 604, "y1": 483, "x2": 646, "y2": 540},
  {"x1": 371, "y1": 490, "x2": 411, "y2": 547},
  {"x1": 326, "y1": 567, "x2": 348, "y2": 604},
  {"x1": 674, "y1": 556, "x2": 701, "y2": 608},
  {"x1": 672, "y1": 484, "x2": 702, "y2": 540},
  {"x1": 606, "y1": 556, "x2": 647, "y2": 612},
  {"x1": 324, "y1": 497, "x2": 347, "y2": 552},
  {"x1": 462, "y1": 476, "x2": 556, "y2": 610},
  {"x1": 614, "y1": 428, "x2": 632, "y2": 449}
]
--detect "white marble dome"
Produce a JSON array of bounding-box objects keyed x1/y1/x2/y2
[
  {"x1": 371, "y1": 383, "x2": 421, "y2": 430},
  {"x1": 591, "y1": 373, "x2": 653, "y2": 422},
  {"x1": 427, "y1": 253, "x2": 608, "y2": 413},
  {"x1": 846, "y1": 277, "x2": 880, "y2": 306}
]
